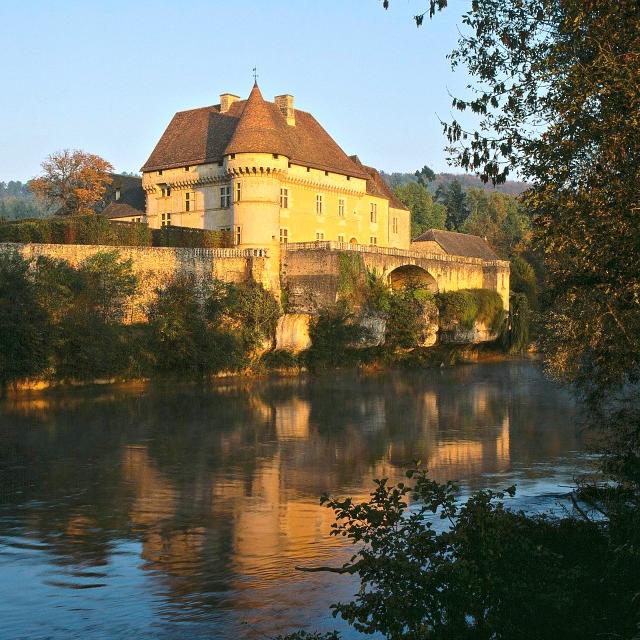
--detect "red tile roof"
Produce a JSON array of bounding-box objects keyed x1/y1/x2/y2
[
  {"x1": 349, "y1": 156, "x2": 409, "y2": 211},
  {"x1": 141, "y1": 83, "x2": 370, "y2": 179},
  {"x1": 413, "y1": 229, "x2": 499, "y2": 260}
]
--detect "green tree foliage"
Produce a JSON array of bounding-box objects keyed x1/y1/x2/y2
[
  {"x1": 393, "y1": 182, "x2": 447, "y2": 237},
  {"x1": 0, "y1": 181, "x2": 48, "y2": 220},
  {"x1": 414, "y1": 164, "x2": 436, "y2": 186},
  {"x1": 385, "y1": 286, "x2": 436, "y2": 350},
  {"x1": 435, "y1": 178, "x2": 469, "y2": 231},
  {"x1": 462, "y1": 188, "x2": 531, "y2": 259},
  {"x1": 307, "y1": 301, "x2": 367, "y2": 370},
  {"x1": 436, "y1": 288, "x2": 504, "y2": 332},
  {"x1": 500, "y1": 292, "x2": 530, "y2": 354},
  {"x1": 146, "y1": 275, "x2": 236, "y2": 377},
  {"x1": 207, "y1": 280, "x2": 280, "y2": 354},
  {"x1": 296, "y1": 468, "x2": 637, "y2": 640},
  {"x1": 0, "y1": 251, "x2": 49, "y2": 390},
  {"x1": 509, "y1": 255, "x2": 538, "y2": 311},
  {"x1": 0, "y1": 252, "x2": 280, "y2": 385}
]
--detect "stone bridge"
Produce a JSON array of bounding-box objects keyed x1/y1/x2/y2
[{"x1": 281, "y1": 241, "x2": 510, "y2": 313}]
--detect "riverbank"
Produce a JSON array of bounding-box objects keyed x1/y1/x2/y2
[{"x1": 7, "y1": 343, "x2": 538, "y2": 396}]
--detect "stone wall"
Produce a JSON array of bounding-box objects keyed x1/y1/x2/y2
[{"x1": 2, "y1": 242, "x2": 275, "y2": 322}]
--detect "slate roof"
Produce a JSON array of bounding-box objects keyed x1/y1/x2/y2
[
  {"x1": 141, "y1": 83, "x2": 370, "y2": 179},
  {"x1": 102, "y1": 202, "x2": 145, "y2": 219},
  {"x1": 413, "y1": 229, "x2": 499, "y2": 260},
  {"x1": 102, "y1": 174, "x2": 145, "y2": 211}
]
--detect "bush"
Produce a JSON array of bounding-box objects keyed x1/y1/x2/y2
[
  {"x1": 260, "y1": 349, "x2": 301, "y2": 370},
  {"x1": 436, "y1": 288, "x2": 504, "y2": 332},
  {"x1": 0, "y1": 215, "x2": 152, "y2": 246},
  {"x1": 146, "y1": 275, "x2": 242, "y2": 377},
  {"x1": 151, "y1": 226, "x2": 232, "y2": 248},
  {"x1": 297, "y1": 468, "x2": 637, "y2": 640},
  {"x1": 307, "y1": 301, "x2": 368, "y2": 370},
  {"x1": 385, "y1": 286, "x2": 436, "y2": 350},
  {"x1": 0, "y1": 217, "x2": 234, "y2": 249},
  {"x1": 0, "y1": 250, "x2": 49, "y2": 389}
]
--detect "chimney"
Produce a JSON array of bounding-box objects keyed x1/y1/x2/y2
[
  {"x1": 274, "y1": 94, "x2": 295, "y2": 126},
  {"x1": 220, "y1": 93, "x2": 240, "y2": 113}
]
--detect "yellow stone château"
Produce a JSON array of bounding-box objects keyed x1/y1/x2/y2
[{"x1": 137, "y1": 82, "x2": 411, "y2": 250}]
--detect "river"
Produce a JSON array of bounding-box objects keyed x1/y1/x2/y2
[{"x1": 0, "y1": 361, "x2": 590, "y2": 639}]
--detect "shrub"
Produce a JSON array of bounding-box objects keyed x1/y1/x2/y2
[
  {"x1": 307, "y1": 301, "x2": 368, "y2": 370},
  {"x1": 385, "y1": 286, "x2": 436, "y2": 350},
  {"x1": 0, "y1": 215, "x2": 152, "y2": 246},
  {"x1": 436, "y1": 288, "x2": 504, "y2": 332},
  {"x1": 151, "y1": 226, "x2": 232, "y2": 248},
  {"x1": 0, "y1": 250, "x2": 49, "y2": 389},
  {"x1": 510, "y1": 255, "x2": 538, "y2": 310},
  {"x1": 206, "y1": 280, "x2": 280, "y2": 355},
  {"x1": 260, "y1": 349, "x2": 300, "y2": 370},
  {"x1": 146, "y1": 275, "x2": 244, "y2": 376}
]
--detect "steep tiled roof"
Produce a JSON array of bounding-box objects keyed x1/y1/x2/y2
[
  {"x1": 413, "y1": 229, "x2": 499, "y2": 260},
  {"x1": 349, "y1": 156, "x2": 409, "y2": 211},
  {"x1": 102, "y1": 202, "x2": 144, "y2": 219},
  {"x1": 225, "y1": 83, "x2": 292, "y2": 156},
  {"x1": 141, "y1": 84, "x2": 369, "y2": 179}
]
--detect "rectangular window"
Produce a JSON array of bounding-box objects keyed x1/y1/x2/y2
[
  {"x1": 279, "y1": 228, "x2": 288, "y2": 244},
  {"x1": 235, "y1": 225, "x2": 241, "y2": 245},
  {"x1": 316, "y1": 194, "x2": 323, "y2": 215},
  {"x1": 161, "y1": 212, "x2": 172, "y2": 227},
  {"x1": 184, "y1": 191, "x2": 193, "y2": 212},
  {"x1": 370, "y1": 202, "x2": 377, "y2": 223},
  {"x1": 185, "y1": 166, "x2": 190, "y2": 172},
  {"x1": 392, "y1": 217, "x2": 398, "y2": 233},
  {"x1": 316, "y1": 232, "x2": 324, "y2": 240},
  {"x1": 280, "y1": 187, "x2": 289, "y2": 208},
  {"x1": 338, "y1": 198, "x2": 345, "y2": 217},
  {"x1": 370, "y1": 236, "x2": 377, "y2": 245},
  {"x1": 115, "y1": 188, "x2": 121, "y2": 201},
  {"x1": 160, "y1": 185, "x2": 171, "y2": 198},
  {"x1": 235, "y1": 182, "x2": 241, "y2": 203},
  {"x1": 337, "y1": 234, "x2": 345, "y2": 243},
  {"x1": 220, "y1": 185, "x2": 231, "y2": 208}
]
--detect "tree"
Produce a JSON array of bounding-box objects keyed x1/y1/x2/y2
[
  {"x1": 393, "y1": 182, "x2": 446, "y2": 237},
  {"x1": 29, "y1": 149, "x2": 113, "y2": 216},
  {"x1": 435, "y1": 178, "x2": 469, "y2": 230},
  {"x1": 0, "y1": 250, "x2": 49, "y2": 390},
  {"x1": 462, "y1": 188, "x2": 531, "y2": 258},
  {"x1": 414, "y1": 164, "x2": 436, "y2": 186}
]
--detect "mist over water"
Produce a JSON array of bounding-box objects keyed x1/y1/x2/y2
[{"x1": 0, "y1": 362, "x2": 588, "y2": 639}]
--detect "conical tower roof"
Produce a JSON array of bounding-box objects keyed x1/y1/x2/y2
[{"x1": 224, "y1": 83, "x2": 291, "y2": 157}]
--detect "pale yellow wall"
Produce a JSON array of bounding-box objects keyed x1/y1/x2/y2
[{"x1": 141, "y1": 155, "x2": 411, "y2": 250}]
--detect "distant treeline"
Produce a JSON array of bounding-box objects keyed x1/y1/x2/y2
[
  {"x1": 0, "y1": 181, "x2": 49, "y2": 220},
  {"x1": 381, "y1": 170, "x2": 529, "y2": 195}
]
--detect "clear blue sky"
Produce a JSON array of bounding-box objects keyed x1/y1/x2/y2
[{"x1": 0, "y1": 0, "x2": 473, "y2": 182}]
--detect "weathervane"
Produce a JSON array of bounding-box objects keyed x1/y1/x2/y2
[{"x1": 252, "y1": 66, "x2": 258, "y2": 83}]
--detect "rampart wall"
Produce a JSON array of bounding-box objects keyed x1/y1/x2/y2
[{"x1": 1, "y1": 243, "x2": 275, "y2": 322}]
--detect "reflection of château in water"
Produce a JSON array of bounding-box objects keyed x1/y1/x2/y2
[{"x1": 0, "y1": 364, "x2": 580, "y2": 624}]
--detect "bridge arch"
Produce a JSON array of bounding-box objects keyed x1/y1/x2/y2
[{"x1": 388, "y1": 264, "x2": 438, "y2": 293}]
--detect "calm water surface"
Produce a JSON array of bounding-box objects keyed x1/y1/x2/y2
[{"x1": 0, "y1": 362, "x2": 590, "y2": 639}]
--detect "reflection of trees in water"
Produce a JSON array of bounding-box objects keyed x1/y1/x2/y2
[{"x1": 0, "y1": 363, "x2": 580, "y2": 615}]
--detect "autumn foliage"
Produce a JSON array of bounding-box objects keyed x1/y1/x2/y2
[{"x1": 29, "y1": 149, "x2": 113, "y2": 216}]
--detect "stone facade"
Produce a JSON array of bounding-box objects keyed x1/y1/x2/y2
[{"x1": 3, "y1": 242, "x2": 274, "y2": 323}]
